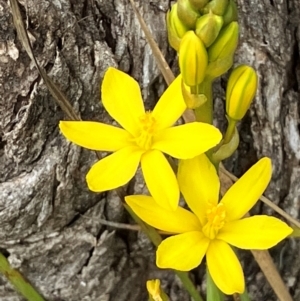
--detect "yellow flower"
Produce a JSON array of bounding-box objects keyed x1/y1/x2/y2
[
  {"x1": 125, "y1": 155, "x2": 292, "y2": 294},
  {"x1": 59, "y1": 67, "x2": 222, "y2": 210}
]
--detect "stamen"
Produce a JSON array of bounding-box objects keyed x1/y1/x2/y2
[
  {"x1": 202, "y1": 203, "x2": 226, "y2": 240},
  {"x1": 134, "y1": 112, "x2": 157, "y2": 150}
]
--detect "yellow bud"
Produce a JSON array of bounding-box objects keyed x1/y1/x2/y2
[
  {"x1": 177, "y1": 0, "x2": 201, "y2": 29},
  {"x1": 202, "y1": 0, "x2": 229, "y2": 16},
  {"x1": 146, "y1": 279, "x2": 163, "y2": 301},
  {"x1": 189, "y1": 0, "x2": 209, "y2": 10},
  {"x1": 207, "y1": 21, "x2": 239, "y2": 62},
  {"x1": 226, "y1": 65, "x2": 258, "y2": 120},
  {"x1": 167, "y1": 3, "x2": 189, "y2": 51},
  {"x1": 179, "y1": 31, "x2": 208, "y2": 87},
  {"x1": 195, "y1": 12, "x2": 224, "y2": 47},
  {"x1": 223, "y1": 0, "x2": 238, "y2": 26}
]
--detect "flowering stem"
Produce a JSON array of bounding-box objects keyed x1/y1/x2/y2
[
  {"x1": 206, "y1": 268, "x2": 224, "y2": 301},
  {"x1": 193, "y1": 78, "x2": 213, "y2": 124},
  {"x1": 0, "y1": 253, "x2": 45, "y2": 301},
  {"x1": 238, "y1": 290, "x2": 252, "y2": 301},
  {"x1": 124, "y1": 204, "x2": 204, "y2": 301},
  {"x1": 175, "y1": 271, "x2": 204, "y2": 301},
  {"x1": 223, "y1": 117, "x2": 237, "y2": 144}
]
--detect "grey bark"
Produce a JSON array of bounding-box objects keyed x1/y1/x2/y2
[{"x1": 0, "y1": 0, "x2": 299, "y2": 300}]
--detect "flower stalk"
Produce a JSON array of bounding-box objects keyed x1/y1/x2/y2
[{"x1": 0, "y1": 253, "x2": 45, "y2": 301}]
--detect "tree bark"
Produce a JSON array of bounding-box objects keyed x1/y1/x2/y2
[{"x1": 0, "y1": 0, "x2": 299, "y2": 300}]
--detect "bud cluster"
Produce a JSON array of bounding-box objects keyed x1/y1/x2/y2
[{"x1": 167, "y1": 0, "x2": 239, "y2": 87}]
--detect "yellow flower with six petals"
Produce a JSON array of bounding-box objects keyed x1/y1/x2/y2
[
  {"x1": 125, "y1": 155, "x2": 292, "y2": 294},
  {"x1": 59, "y1": 67, "x2": 222, "y2": 210}
]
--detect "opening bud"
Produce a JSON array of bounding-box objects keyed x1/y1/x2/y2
[
  {"x1": 202, "y1": 0, "x2": 229, "y2": 16},
  {"x1": 226, "y1": 65, "x2": 258, "y2": 121},
  {"x1": 207, "y1": 21, "x2": 239, "y2": 62},
  {"x1": 167, "y1": 3, "x2": 189, "y2": 51},
  {"x1": 195, "y1": 12, "x2": 224, "y2": 47},
  {"x1": 147, "y1": 279, "x2": 169, "y2": 301},
  {"x1": 177, "y1": 0, "x2": 201, "y2": 29},
  {"x1": 179, "y1": 31, "x2": 208, "y2": 87}
]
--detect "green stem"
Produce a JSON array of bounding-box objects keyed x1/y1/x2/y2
[
  {"x1": 223, "y1": 118, "x2": 237, "y2": 144},
  {"x1": 0, "y1": 253, "x2": 46, "y2": 301},
  {"x1": 239, "y1": 290, "x2": 252, "y2": 301},
  {"x1": 124, "y1": 204, "x2": 204, "y2": 301},
  {"x1": 206, "y1": 268, "x2": 224, "y2": 301},
  {"x1": 194, "y1": 78, "x2": 214, "y2": 124},
  {"x1": 176, "y1": 271, "x2": 204, "y2": 301}
]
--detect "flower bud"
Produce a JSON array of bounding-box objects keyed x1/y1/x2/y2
[
  {"x1": 167, "y1": 3, "x2": 189, "y2": 51},
  {"x1": 205, "y1": 55, "x2": 233, "y2": 79},
  {"x1": 189, "y1": 0, "x2": 209, "y2": 10},
  {"x1": 207, "y1": 21, "x2": 239, "y2": 62},
  {"x1": 226, "y1": 65, "x2": 258, "y2": 120},
  {"x1": 147, "y1": 279, "x2": 169, "y2": 301},
  {"x1": 195, "y1": 12, "x2": 224, "y2": 47},
  {"x1": 202, "y1": 0, "x2": 229, "y2": 16},
  {"x1": 223, "y1": 0, "x2": 238, "y2": 26},
  {"x1": 177, "y1": 0, "x2": 201, "y2": 29},
  {"x1": 179, "y1": 31, "x2": 208, "y2": 87}
]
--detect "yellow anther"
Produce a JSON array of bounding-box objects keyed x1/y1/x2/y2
[
  {"x1": 202, "y1": 203, "x2": 226, "y2": 239},
  {"x1": 134, "y1": 112, "x2": 157, "y2": 150}
]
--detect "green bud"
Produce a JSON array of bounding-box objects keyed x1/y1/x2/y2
[
  {"x1": 205, "y1": 55, "x2": 233, "y2": 79},
  {"x1": 223, "y1": 0, "x2": 238, "y2": 26},
  {"x1": 226, "y1": 65, "x2": 258, "y2": 120},
  {"x1": 181, "y1": 80, "x2": 207, "y2": 109},
  {"x1": 208, "y1": 21, "x2": 239, "y2": 62},
  {"x1": 177, "y1": 0, "x2": 201, "y2": 29},
  {"x1": 195, "y1": 12, "x2": 224, "y2": 47},
  {"x1": 202, "y1": 0, "x2": 229, "y2": 16},
  {"x1": 166, "y1": 3, "x2": 189, "y2": 51},
  {"x1": 179, "y1": 31, "x2": 208, "y2": 87},
  {"x1": 189, "y1": 0, "x2": 209, "y2": 10}
]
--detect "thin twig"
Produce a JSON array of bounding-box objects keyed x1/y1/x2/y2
[{"x1": 10, "y1": 0, "x2": 80, "y2": 121}]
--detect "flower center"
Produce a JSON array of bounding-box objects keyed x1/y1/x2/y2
[
  {"x1": 134, "y1": 112, "x2": 157, "y2": 150},
  {"x1": 202, "y1": 203, "x2": 226, "y2": 240}
]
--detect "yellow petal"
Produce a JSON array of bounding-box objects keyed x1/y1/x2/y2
[
  {"x1": 152, "y1": 122, "x2": 222, "y2": 159},
  {"x1": 101, "y1": 67, "x2": 145, "y2": 136},
  {"x1": 218, "y1": 216, "x2": 293, "y2": 249},
  {"x1": 141, "y1": 150, "x2": 179, "y2": 211},
  {"x1": 178, "y1": 154, "x2": 219, "y2": 225},
  {"x1": 151, "y1": 74, "x2": 186, "y2": 130},
  {"x1": 221, "y1": 157, "x2": 272, "y2": 221},
  {"x1": 86, "y1": 146, "x2": 143, "y2": 191},
  {"x1": 125, "y1": 195, "x2": 201, "y2": 233},
  {"x1": 156, "y1": 232, "x2": 210, "y2": 271},
  {"x1": 59, "y1": 121, "x2": 132, "y2": 151},
  {"x1": 207, "y1": 240, "x2": 244, "y2": 294}
]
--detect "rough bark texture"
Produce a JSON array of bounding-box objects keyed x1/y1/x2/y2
[{"x1": 0, "y1": 0, "x2": 299, "y2": 300}]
